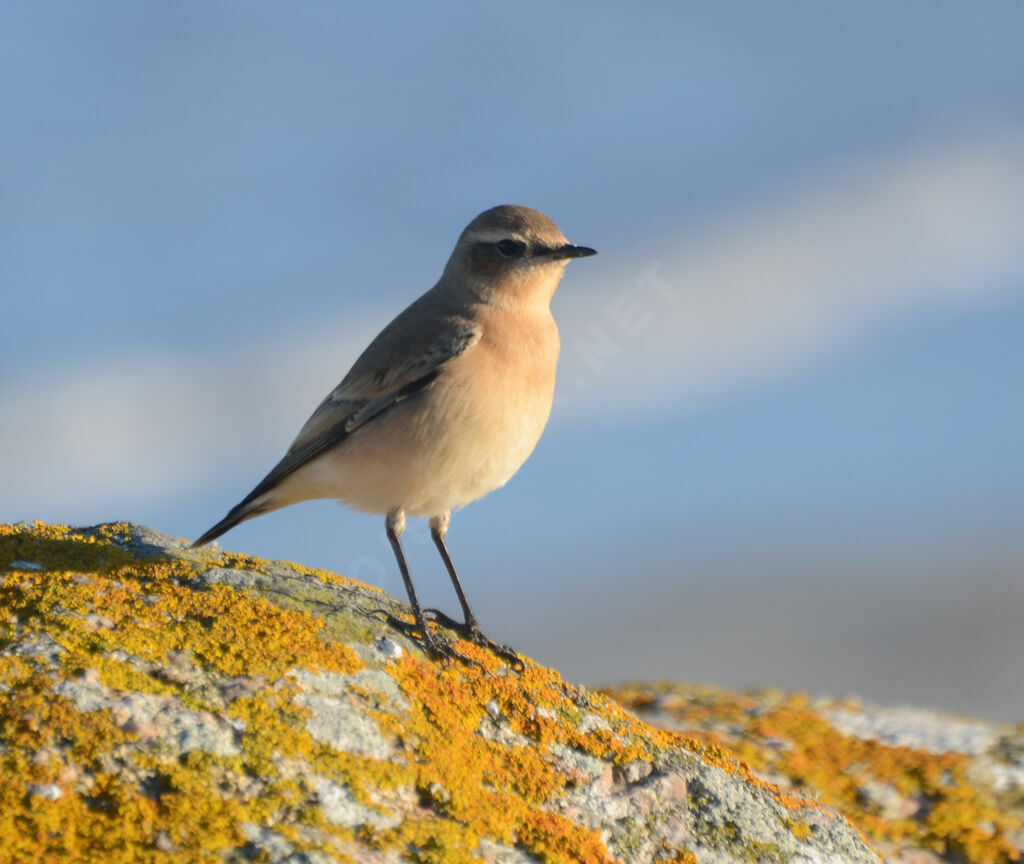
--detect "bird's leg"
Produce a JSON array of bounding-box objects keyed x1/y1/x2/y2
[
  {"x1": 427, "y1": 512, "x2": 479, "y2": 631},
  {"x1": 385, "y1": 508, "x2": 428, "y2": 629},
  {"x1": 424, "y1": 512, "x2": 523, "y2": 670},
  {"x1": 383, "y1": 508, "x2": 481, "y2": 668}
]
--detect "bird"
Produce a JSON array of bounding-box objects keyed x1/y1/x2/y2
[{"x1": 193, "y1": 204, "x2": 596, "y2": 665}]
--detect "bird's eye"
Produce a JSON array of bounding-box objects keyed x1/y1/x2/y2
[{"x1": 495, "y1": 239, "x2": 525, "y2": 258}]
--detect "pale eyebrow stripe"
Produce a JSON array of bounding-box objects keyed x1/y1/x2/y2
[{"x1": 465, "y1": 229, "x2": 530, "y2": 244}]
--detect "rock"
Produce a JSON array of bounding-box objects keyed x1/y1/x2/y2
[
  {"x1": 0, "y1": 522, "x2": 879, "y2": 863},
  {"x1": 608, "y1": 683, "x2": 1024, "y2": 864}
]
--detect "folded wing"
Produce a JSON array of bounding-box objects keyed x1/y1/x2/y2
[{"x1": 193, "y1": 300, "x2": 481, "y2": 547}]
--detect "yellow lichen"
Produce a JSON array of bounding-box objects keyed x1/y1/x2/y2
[
  {"x1": 0, "y1": 522, "x2": 367, "y2": 862},
  {"x1": 2, "y1": 522, "x2": 842, "y2": 863},
  {"x1": 609, "y1": 684, "x2": 1022, "y2": 864}
]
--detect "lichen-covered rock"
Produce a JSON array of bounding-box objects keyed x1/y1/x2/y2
[
  {"x1": 0, "y1": 522, "x2": 879, "y2": 864},
  {"x1": 607, "y1": 684, "x2": 1024, "y2": 864}
]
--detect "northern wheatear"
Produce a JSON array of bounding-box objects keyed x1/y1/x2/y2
[{"x1": 194, "y1": 205, "x2": 596, "y2": 664}]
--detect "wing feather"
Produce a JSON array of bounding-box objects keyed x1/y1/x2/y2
[{"x1": 228, "y1": 306, "x2": 481, "y2": 513}]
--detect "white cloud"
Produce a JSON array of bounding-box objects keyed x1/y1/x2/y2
[
  {"x1": 0, "y1": 323, "x2": 381, "y2": 518},
  {"x1": 553, "y1": 132, "x2": 1024, "y2": 420},
  {"x1": 3, "y1": 131, "x2": 1023, "y2": 516}
]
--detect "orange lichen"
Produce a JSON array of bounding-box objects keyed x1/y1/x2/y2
[
  {"x1": 4, "y1": 566, "x2": 361, "y2": 681},
  {"x1": 0, "y1": 522, "x2": 368, "y2": 862},
  {"x1": 610, "y1": 684, "x2": 1022, "y2": 864},
  {"x1": 370, "y1": 654, "x2": 615, "y2": 862},
  {"x1": 665, "y1": 854, "x2": 698, "y2": 864},
  {"x1": 1, "y1": 523, "x2": 851, "y2": 863}
]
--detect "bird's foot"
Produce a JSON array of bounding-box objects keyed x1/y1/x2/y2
[
  {"x1": 423, "y1": 608, "x2": 524, "y2": 672},
  {"x1": 381, "y1": 612, "x2": 486, "y2": 670}
]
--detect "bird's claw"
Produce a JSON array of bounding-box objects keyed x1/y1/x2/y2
[
  {"x1": 421, "y1": 608, "x2": 464, "y2": 630},
  {"x1": 382, "y1": 613, "x2": 486, "y2": 671},
  {"x1": 423, "y1": 608, "x2": 525, "y2": 672}
]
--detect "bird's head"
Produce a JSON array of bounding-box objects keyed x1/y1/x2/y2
[{"x1": 443, "y1": 204, "x2": 596, "y2": 307}]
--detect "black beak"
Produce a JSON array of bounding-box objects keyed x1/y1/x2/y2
[{"x1": 547, "y1": 243, "x2": 598, "y2": 260}]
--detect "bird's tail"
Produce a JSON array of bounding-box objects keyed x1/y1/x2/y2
[{"x1": 192, "y1": 498, "x2": 271, "y2": 548}]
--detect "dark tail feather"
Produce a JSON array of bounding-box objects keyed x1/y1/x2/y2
[
  {"x1": 192, "y1": 499, "x2": 270, "y2": 548},
  {"x1": 194, "y1": 448, "x2": 301, "y2": 547}
]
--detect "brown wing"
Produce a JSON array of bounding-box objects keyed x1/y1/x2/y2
[
  {"x1": 193, "y1": 290, "x2": 482, "y2": 547},
  {"x1": 291, "y1": 292, "x2": 481, "y2": 447},
  {"x1": 241, "y1": 302, "x2": 480, "y2": 503}
]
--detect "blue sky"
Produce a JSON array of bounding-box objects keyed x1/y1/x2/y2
[{"x1": 4, "y1": 3, "x2": 1024, "y2": 718}]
